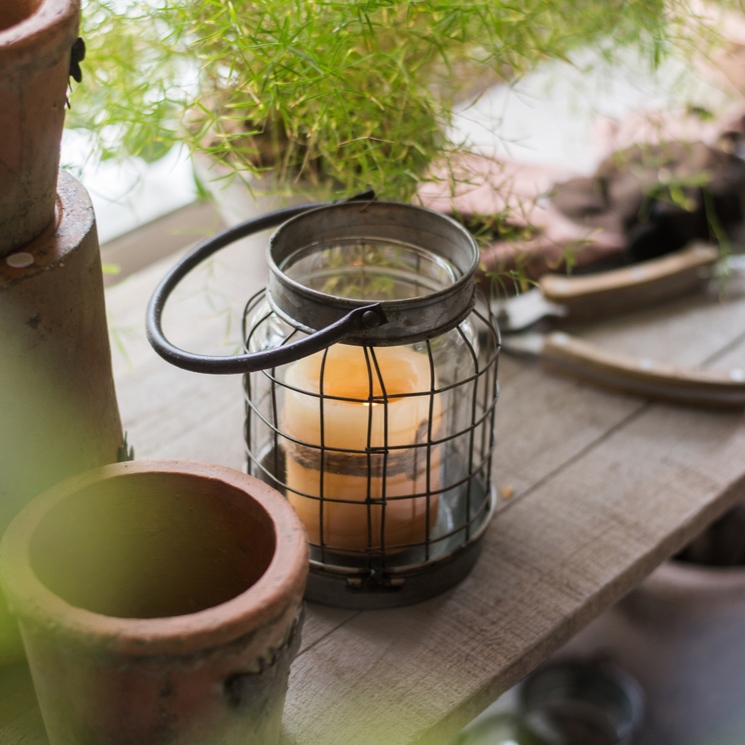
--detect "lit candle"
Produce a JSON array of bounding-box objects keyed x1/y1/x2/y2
[{"x1": 282, "y1": 343, "x2": 441, "y2": 553}]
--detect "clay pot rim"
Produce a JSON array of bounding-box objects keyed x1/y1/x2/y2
[
  {"x1": 0, "y1": 0, "x2": 79, "y2": 66},
  {"x1": 1, "y1": 171, "x2": 77, "y2": 285},
  {"x1": 0, "y1": 459, "x2": 309, "y2": 657}
]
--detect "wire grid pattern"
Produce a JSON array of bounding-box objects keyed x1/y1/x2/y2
[{"x1": 243, "y1": 289, "x2": 500, "y2": 573}]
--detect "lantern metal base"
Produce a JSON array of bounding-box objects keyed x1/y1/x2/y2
[
  {"x1": 250, "y1": 446, "x2": 497, "y2": 609},
  {"x1": 305, "y1": 481, "x2": 496, "y2": 609},
  {"x1": 305, "y1": 536, "x2": 488, "y2": 609}
]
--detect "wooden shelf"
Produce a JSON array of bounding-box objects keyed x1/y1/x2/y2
[{"x1": 3, "y1": 242, "x2": 745, "y2": 745}]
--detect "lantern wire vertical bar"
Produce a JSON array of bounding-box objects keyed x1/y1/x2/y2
[
  {"x1": 318, "y1": 348, "x2": 330, "y2": 563},
  {"x1": 244, "y1": 372, "x2": 252, "y2": 476},
  {"x1": 270, "y1": 367, "x2": 279, "y2": 485},
  {"x1": 274, "y1": 327, "x2": 300, "y2": 488},
  {"x1": 363, "y1": 346, "x2": 375, "y2": 569},
  {"x1": 486, "y1": 349, "x2": 499, "y2": 488},
  {"x1": 457, "y1": 325, "x2": 480, "y2": 542},
  {"x1": 241, "y1": 299, "x2": 273, "y2": 479},
  {"x1": 425, "y1": 340, "x2": 436, "y2": 561},
  {"x1": 484, "y1": 308, "x2": 500, "y2": 487},
  {"x1": 479, "y1": 331, "x2": 490, "y2": 471},
  {"x1": 369, "y1": 348, "x2": 388, "y2": 569},
  {"x1": 266, "y1": 323, "x2": 300, "y2": 487},
  {"x1": 479, "y1": 382, "x2": 489, "y2": 480}
]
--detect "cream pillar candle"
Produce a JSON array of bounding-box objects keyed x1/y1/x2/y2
[{"x1": 282, "y1": 343, "x2": 442, "y2": 553}]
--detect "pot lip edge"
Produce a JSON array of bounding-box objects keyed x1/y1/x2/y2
[
  {"x1": 1, "y1": 170, "x2": 98, "y2": 287},
  {"x1": 0, "y1": 0, "x2": 79, "y2": 61},
  {"x1": 0, "y1": 458, "x2": 310, "y2": 656}
]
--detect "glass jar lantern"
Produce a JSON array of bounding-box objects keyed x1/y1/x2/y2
[{"x1": 148, "y1": 199, "x2": 500, "y2": 608}]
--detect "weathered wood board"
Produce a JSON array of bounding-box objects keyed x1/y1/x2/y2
[{"x1": 2, "y1": 247, "x2": 744, "y2": 745}]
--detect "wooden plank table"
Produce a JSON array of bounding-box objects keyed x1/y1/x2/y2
[{"x1": 2, "y1": 237, "x2": 745, "y2": 745}]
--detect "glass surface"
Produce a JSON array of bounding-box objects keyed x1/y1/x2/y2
[
  {"x1": 280, "y1": 239, "x2": 459, "y2": 300},
  {"x1": 243, "y1": 288, "x2": 498, "y2": 571}
]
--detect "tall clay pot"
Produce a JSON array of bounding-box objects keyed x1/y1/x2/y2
[
  {"x1": 0, "y1": 0, "x2": 80, "y2": 255},
  {"x1": 0, "y1": 0, "x2": 125, "y2": 665},
  {"x1": 0, "y1": 170, "x2": 124, "y2": 661},
  {"x1": 0, "y1": 459, "x2": 309, "y2": 745}
]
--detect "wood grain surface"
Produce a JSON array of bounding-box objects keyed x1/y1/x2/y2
[{"x1": 2, "y1": 243, "x2": 744, "y2": 745}]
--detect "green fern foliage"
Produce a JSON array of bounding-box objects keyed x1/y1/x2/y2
[{"x1": 68, "y1": 0, "x2": 731, "y2": 201}]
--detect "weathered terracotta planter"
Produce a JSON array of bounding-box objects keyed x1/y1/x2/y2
[
  {"x1": 0, "y1": 459, "x2": 309, "y2": 745},
  {"x1": 0, "y1": 0, "x2": 79, "y2": 255},
  {"x1": 0, "y1": 169, "x2": 123, "y2": 662}
]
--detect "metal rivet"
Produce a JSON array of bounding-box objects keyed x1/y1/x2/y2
[
  {"x1": 729, "y1": 368, "x2": 745, "y2": 382},
  {"x1": 6, "y1": 252, "x2": 34, "y2": 268},
  {"x1": 631, "y1": 267, "x2": 646, "y2": 281},
  {"x1": 638, "y1": 358, "x2": 654, "y2": 371},
  {"x1": 361, "y1": 310, "x2": 381, "y2": 329},
  {"x1": 552, "y1": 332, "x2": 569, "y2": 346}
]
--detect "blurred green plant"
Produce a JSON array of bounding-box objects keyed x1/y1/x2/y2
[{"x1": 67, "y1": 0, "x2": 728, "y2": 204}]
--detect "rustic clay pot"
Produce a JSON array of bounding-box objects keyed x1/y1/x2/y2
[
  {"x1": 0, "y1": 459, "x2": 309, "y2": 745},
  {"x1": 562, "y1": 560, "x2": 745, "y2": 745},
  {"x1": 0, "y1": 169, "x2": 124, "y2": 662},
  {"x1": 0, "y1": 0, "x2": 79, "y2": 255}
]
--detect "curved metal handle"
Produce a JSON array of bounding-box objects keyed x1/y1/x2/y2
[{"x1": 146, "y1": 193, "x2": 385, "y2": 375}]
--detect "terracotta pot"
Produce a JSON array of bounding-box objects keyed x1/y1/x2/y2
[
  {"x1": 0, "y1": 459, "x2": 309, "y2": 745},
  {"x1": 0, "y1": 0, "x2": 79, "y2": 256},
  {"x1": 0, "y1": 169, "x2": 124, "y2": 662},
  {"x1": 562, "y1": 560, "x2": 745, "y2": 745}
]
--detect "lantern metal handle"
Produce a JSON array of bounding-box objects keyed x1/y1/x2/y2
[{"x1": 146, "y1": 192, "x2": 388, "y2": 375}]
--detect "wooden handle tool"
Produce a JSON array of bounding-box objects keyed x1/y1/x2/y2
[
  {"x1": 538, "y1": 243, "x2": 719, "y2": 317},
  {"x1": 541, "y1": 331, "x2": 745, "y2": 408}
]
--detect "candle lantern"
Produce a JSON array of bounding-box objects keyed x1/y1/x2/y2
[{"x1": 148, "y1": 198, "x2": 500, "y2": 608}]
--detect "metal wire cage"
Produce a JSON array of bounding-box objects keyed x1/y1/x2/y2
[{"x1": 242, "y1": 201, "x2": 500, "y2": 608}]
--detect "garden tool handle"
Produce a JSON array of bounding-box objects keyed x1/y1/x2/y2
[
  {"x1": 541, "y1": 331, "x2": 745, "y2": 408},
  {"x1": 146, "y1": 192, "x2": 388, "y2": 375},
  {"x1": 539, "y1": 243, "x2": 718, "y2": 317}
]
